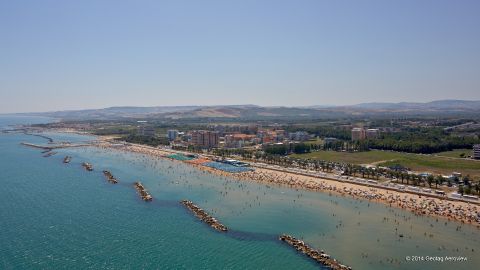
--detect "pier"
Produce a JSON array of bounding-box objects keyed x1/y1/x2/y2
[
  {"x1": 134, "y1": 182, "x2": 152, "y2": 201},
  {"x1": 82, "y1": 162, "x2": 93, "y2": 171},
  {"x1": 181, "y1": 200, "x2": 228, "y2": 232},
  {"x1": 21, "y1": 142, "x2": 91, "y2": 150},
  {"x1": 63, "y1": 156, "x2": 72, "y2": 163},
  {"x1": 27, "y1": 133, "x2": 54, "y2": 143},
  {"x1": 21, "y1": 142, "x2": 52, "y2": 150},
  {"x1": 279, "y1": 234, "x2": 351, "y2": 270},
  {"x1": 103, "y1": 170, "x2": 118, "y2": 184}
]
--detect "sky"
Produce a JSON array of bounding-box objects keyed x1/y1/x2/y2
[{"x1": 1, "y1": 0, "x2": 479, "y2": 113}]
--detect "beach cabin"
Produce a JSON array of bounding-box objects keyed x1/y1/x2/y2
[
  {"x1": 407, "y1": 186, "x2": 420, "y2": 192},
  {"x1": 451, "y1": 193, "x2": 462, "y2": 198},
  {"x1": 463, "y1": 195, "x2": 479, "y2": 200}
]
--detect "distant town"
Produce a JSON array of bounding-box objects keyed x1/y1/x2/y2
[{"x1": 31, "y1": 108, "x2": 480, "y2": 199}]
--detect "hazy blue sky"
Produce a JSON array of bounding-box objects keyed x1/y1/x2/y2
[{"x1": 1, "y1": 0, "x2": 479, "y2": 113}]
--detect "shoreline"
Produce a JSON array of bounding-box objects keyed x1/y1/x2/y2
[{"x1": 90, "y1": 139, "x2": 480, "y2": 227}]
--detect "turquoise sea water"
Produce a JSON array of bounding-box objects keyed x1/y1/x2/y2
[{"x1": 1, "y1": 116, "x2": 479, "y2": 269}]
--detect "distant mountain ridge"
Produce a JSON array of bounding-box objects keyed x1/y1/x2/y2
[
  {"x1": 23, "y1": 100, "x2": 480, "y2": 120},
  {"x1": 351, "y1": 100, "x2": 480, "y2": 110}
]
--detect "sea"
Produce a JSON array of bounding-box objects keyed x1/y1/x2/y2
[{"x1": 0, "y1": 115, "x2": 479, "y2": 270}]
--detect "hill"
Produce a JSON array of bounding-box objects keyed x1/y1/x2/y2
[{"x1": 22, "y1": 99, "x2": 480, "y2": 120}]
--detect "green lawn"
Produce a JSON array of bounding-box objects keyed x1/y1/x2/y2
[
  {"x1": 291, "y1": 150, "x2": 404, "y2": 164},
  {"x1": 304, "y1": 138, "x2": 323, "y2": 146},
  {"x1": 291, "y1": 150, "x2": 480, "y2": 179},
  {"x1": 436, "y1": 149, "x2": 472, "y2": 158}
]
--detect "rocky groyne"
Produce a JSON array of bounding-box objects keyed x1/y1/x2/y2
[{"x1": 181, "y1": 200, "x2": 228, "y2": 232}]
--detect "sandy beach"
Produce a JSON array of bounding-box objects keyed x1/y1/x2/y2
[{"x1": 92, "y1": 139, "x2": 480, "y2": 227}]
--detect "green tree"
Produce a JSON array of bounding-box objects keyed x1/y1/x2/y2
[
  {"x1": 435, "y1": 175, "x2": 443, "y2": 189},
  {"x1": 426, "y1": 175, "x2": 434, "y2": 188}
]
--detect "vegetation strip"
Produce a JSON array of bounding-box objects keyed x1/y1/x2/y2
[
  {"x1": 181, "y1": 200, "x2": 228, "y2": 232},
  {"x1": 279, "y1": 234, "x2": 352, "y2": 270}
]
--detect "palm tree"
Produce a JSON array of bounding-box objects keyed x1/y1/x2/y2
[
  {"x1": 435, "y1": 175, "x2": 443, "y2": 189},
  {"x1": 404, "y1": 174, "x2": 410, "y2": 185},
  {"x1": 413, "y1": 177, "x2": 419, "y2": 186},
  {"x1": 474, "y1": 182, "x2": 480, "y2": 195},
  {"x1": 427, "y1": 175, "x2": 434, "y2": 188},
  {"x1": 409, "y1": 174, "x2": 416, "y2": 186}
]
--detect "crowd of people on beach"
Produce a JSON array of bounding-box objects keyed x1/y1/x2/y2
[
  {"x1": 94, "y1": 141, "x2": 480, "y2": 227},
  {"x1": 232, "y1": 170, "x2": 480, "y2": 226},
  {"x1": 43, "y1": 137, "x2": 480, "y2": 268}
]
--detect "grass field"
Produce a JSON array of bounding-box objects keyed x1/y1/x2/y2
[
  {"x1": 291, "y1": 150, "x2": 480, "y2": 179},
  {"x1": 291, "y1": 150, "x2": 409, "y2": 164},
  {"x1": 304, "y1": 138, "x2": 323, "y2": 145},
  {"x1": 436, "y1": 149, "x2": 472, "y2": 158}
]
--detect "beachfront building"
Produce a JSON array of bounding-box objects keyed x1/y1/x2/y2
[
  {"x1": 191, "y1": 130, "x2": 219, "y2": 148},
  {"x1": 167, "y1": 130, "x2": 179, "y2": 141},
  {"x1": 366, "y1": 128, "x2": 379, "y2": 139},
  {"x1": 224, "y1": 134, "x2": 256, "y2": 148},
  {"x1": 137, "y1": 125, "x2": 155, "y2": 137},
  {"x1": 213, "y1": 124, "x2": 259, "y2": 135},
  {"x1": 351, "y1": 128, "x2": 366, "y2": 141},
  {"x1": 257, "y1": 130, "x2": 275, "y2": 144},
  {"x1": 474, "y1": 144, "x2": 480, "y2": 159}
]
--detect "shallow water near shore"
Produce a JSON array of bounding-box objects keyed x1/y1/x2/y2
[{"x1": 1, "y1": 117, "x2": 479, "y2": 270}]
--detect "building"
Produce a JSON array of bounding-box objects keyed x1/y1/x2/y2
[
  {"x1": 289, "y1": 131, "x2": 310, "y2": 142},
  {"x1": 351, "y1": 128, "x2": 366, "y2": 141},
  {"x1": 167, "y1": 130, "x2": 179, "y2": 141},
  {"x1": 366, "y1": 128, "x2": 379, "y2": 139},
  {"x1": 191, "y1": 130, "x2": 219, "y2": 148},
  {"x1": 212, "y1": 124, "x2": 259, "y2": 135},
  {"x1": 474, "y1": 144, "x2": 480, "y2": 159},
  {"x1": 224, "y1": 134, "x2": 256, "y2": 148},
  {"x1": 323, "y1": 137, "x2": 338, "y2": 144},
  {"x1": 257, "y1": 130, "x2": 274, "y2": 144},
  {"x1": 137, "y1": 125, "x2": 155, "y2": 137}
]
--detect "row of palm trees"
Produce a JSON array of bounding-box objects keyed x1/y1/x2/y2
[{"x1": 211, "y1": 149, "x2": 480, "y2": 195}]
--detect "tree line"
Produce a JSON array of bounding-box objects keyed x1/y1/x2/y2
[
  {"x1": 121, "y1": 134, "x2": 169, "y2": 147},
  {"x1": 367, "y1": 128, "x2": 480, "y2": 154}
]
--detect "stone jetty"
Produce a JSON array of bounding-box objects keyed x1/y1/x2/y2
[
  {"x1": 43, "y1": 151, "x2": 57, "y2": 157},
  {"x1": 63, "y1": 156, "x2": 72, "y2": 163},
  {"x1": 82, "y1": 162, "x2": 93, "y2": 171},
  {"x1": 103, "y1": 170, "x2": 118, "y2": 184},
  {"x1": 181, "y1": 200, "x2": 228, "y2": 232},
  {"x1": 27, "y1": 133, "x2": 54, "y2": 143},
  {"x1": 279, "y1": 234, "x2": 351, "y2": 270},
  {"x1": 134, "y1": 182, "x2": 152, "y2": 201}
]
